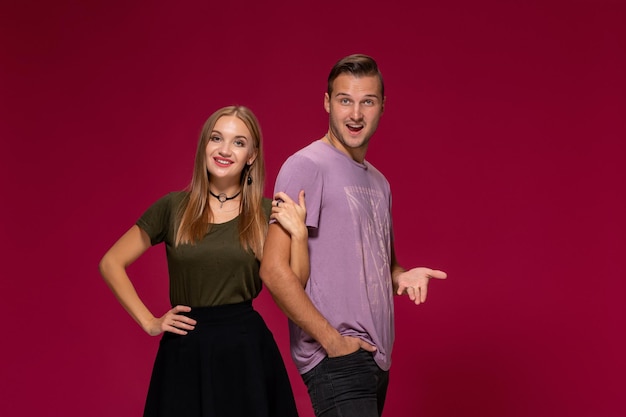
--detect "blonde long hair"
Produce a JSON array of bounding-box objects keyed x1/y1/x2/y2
[{"x1": 175, "y1": 105, "x2": 267, "y2": 257}]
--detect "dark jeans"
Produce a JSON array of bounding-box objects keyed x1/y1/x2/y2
[{"x1": 302, "y1": 349, "x2": 389, "y2": 417}]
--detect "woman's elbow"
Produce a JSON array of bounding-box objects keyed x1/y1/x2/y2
[{"x1": 98, "y1": 251, "x2": 118, "y2": 281}]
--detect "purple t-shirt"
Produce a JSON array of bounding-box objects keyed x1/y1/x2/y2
[{"x1": 274, "y1": 140, "x2": 395, "y2": 373}]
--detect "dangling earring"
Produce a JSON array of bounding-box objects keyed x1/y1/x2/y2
[{"x1": 246, "y1": 161, "x2": 253, "y2": 185}]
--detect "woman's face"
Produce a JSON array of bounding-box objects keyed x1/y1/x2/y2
[{"x1": 205, "y1": 115, "x2": 256, "y2": 182}]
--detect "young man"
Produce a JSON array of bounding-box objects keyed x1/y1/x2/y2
[{"x1": 260, "y1": 54, "x2": 447, "y2": 417}]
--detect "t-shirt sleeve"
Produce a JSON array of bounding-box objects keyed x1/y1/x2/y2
[
  {"x1": 274, "y1": 154, "x2": 322, "y2": 229},
  {"x1": 261, "y1": 198, "x2": 272, "y2": 222},
  {"x1": 136, "y1": 193, "x2": 177, "y2": 246}
]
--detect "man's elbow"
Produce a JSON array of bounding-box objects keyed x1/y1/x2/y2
[
  {"x1": 263, "y1": 252, "x2": 299, "y2": 290},
  {"x1": 259, "y1": 257, "x2": 281, "y2": 286},
  {"x1": 259, "y1": 261, "x2": 270, "y2": 282}
]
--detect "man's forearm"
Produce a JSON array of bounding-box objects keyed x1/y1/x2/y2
[
  {"x1": 260, "y1": 224, "x2": 341, "y2": 351},
  {"x1": 264, "y1": 268, "x2": 340, "y2": 350}
]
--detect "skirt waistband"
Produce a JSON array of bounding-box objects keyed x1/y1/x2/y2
[{"x1": 182, "y1": 300, "x2": 254, "y2": 322}]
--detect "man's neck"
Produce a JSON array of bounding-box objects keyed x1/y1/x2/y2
[{"x1": 322, "y1": 133, "x2": 368, "y2": 164}]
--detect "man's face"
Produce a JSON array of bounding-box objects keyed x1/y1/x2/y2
[{"x1": 324, "y1": 73, "x2": 385, "y2": 160}]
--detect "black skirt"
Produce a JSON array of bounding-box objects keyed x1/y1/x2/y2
[{"x1": 143, "y1": 301, "x2": 298, "y2": 417}]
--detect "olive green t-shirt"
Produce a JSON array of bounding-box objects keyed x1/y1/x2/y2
[{"x1": 136, "y1": 191, "x2": 271, "y2": 307}]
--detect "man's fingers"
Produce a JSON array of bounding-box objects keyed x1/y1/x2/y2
[
  {"x1": 406, "y1": 286, "x2": 416, "y2": 301},
  {"x1": 419, "y1": 285, "x2": 428, "y2": 303},
  {"x1": 428, "y1": 269, "x2": 447, "y2": 279},
  {"x1": 359, "y1": 340, "x2": 377, "y2": 352}
]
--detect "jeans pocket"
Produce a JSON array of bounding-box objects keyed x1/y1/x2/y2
[
  {"x1": 325, "y1": 347, "x2": 368, "y2": 363},
  {"x1": 303, "y1": 348, "x2": 381, "y2": 417}
]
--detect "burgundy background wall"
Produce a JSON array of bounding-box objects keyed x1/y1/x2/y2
[{"x1": 2, "y1": 1, "x2": 624, "y2": 416}]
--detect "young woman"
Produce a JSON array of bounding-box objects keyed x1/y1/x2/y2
[{"x1": 99, "y1": 105, "x2": 307, "y2": 417}]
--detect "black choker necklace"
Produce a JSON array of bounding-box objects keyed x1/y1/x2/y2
[{"x1": 209, "y1": 189, "x2": 241, "y2": 208}]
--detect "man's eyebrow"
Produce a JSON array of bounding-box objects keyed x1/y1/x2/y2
[{"x1": 335, "y1": 92, "x2": 380, "y2": 98}]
